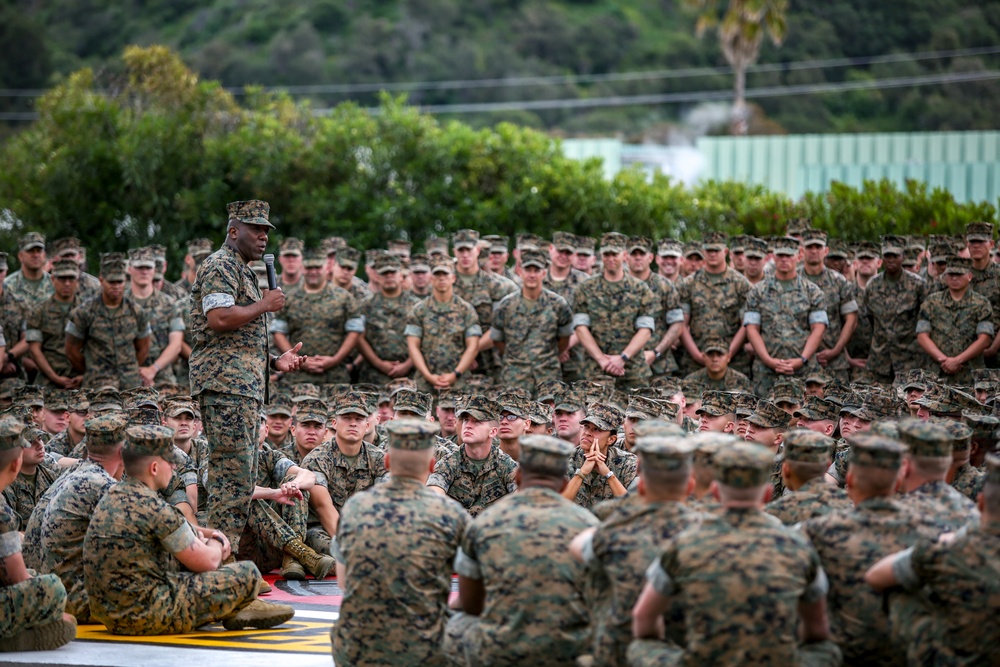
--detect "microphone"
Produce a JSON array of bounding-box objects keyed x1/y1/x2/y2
[{"x1": 263, "y1": 254, "x2": 277, "y2": 290}]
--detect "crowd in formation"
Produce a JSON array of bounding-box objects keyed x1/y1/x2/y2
[{"x1": 0, "y1": 200, "x2": 998, "y2": 666}]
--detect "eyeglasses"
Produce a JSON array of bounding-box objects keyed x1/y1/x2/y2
[{"x1": 500, "y1": 413, "x2": 522, "y2": 421}]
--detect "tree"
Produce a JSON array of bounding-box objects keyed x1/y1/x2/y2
[{"x1": 684, "y1": 0, "x2": 789, "y2": 135}]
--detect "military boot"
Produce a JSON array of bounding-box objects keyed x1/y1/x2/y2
[
  {"x1": 284, "y1": 538, "x2": 335, "y2": 580},
  {"x1": 223, "y1": 599, "x2": 295, "y2": 631},
  {"x1": 0, "y1": 616, "x2": 76, "y2": 652},
  {"x1": 280, "y1": 554, "x2": 306, "y2": 581}
]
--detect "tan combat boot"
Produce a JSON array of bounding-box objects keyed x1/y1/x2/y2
[
  {"x1": 284, "y1": 538, "x2": 335, "y2": 580},
  {"x1": 0, "y1": 616, "x2": 77, "y2": 652},
  {"x1": 223, "y1": 599, "x2": 295, "y2": 631},
  {"x1": 280, "y1": 554, "x2": 306, "y2": 581}
]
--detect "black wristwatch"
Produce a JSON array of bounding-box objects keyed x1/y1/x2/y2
[
  {"x1": 454, "y1": 369, "x2": 463, "y2": 378},
  {"x1": 620, "y1": 352, "x2": 630, "y2": 362}
]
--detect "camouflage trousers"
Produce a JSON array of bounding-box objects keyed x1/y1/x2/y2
[
  {"x1": 751, "y1": 357, "x2": 821, "y2": 398},
  {"x1": 443, "y1": 611, "x2": 584, "y2": 667},
  {"x1": 626, "y1": 638, "x2": 843, "y2": 667},
  {"x1": 103, "y1": 562, "x2": 260, "y2": 635},
  {"x1": 442, "y1": 612, "x2": 484, "y2": 667},
  {"x1": 0, "y1": 574, "x2": 67, "y2": 639},
  {"x1": 305, "y1": 525, "x2": 332, "y2": 558},
  {"x1": 890, "y1": 592, "x2": 937, "y2": 667},
  {"x1": 199, "y1": 392, "x2": 262, "y2": 549},
  {"x1": 62, "y1": 567, "x2": 92, "y2": 623},
  {"x1": 237, "y1": 498, "x2": 307, "y2": 574}
]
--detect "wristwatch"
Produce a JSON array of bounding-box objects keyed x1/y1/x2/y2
[
  {"x1": 210, "y1": 533, "x2": 226, "y2": 546},
  {"x1": 604, "y1": 470, "x2": 615, "y2": 480},
  {"x1": 620, "y1": 352, "x2": 630, "y2": 362},
  {"x1": 800, "y1": 355, "x2": 808, "y2": 365},
  {"x1": 454, "y1": 369, "x2": 463, "y2": 378},
  {"x1": 653, "y1": 350, "x2": 662, "y2": 360}
]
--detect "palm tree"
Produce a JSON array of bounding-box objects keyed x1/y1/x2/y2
[{"x1": 684, "y1": 0, "x2": 788, "y2": 135}]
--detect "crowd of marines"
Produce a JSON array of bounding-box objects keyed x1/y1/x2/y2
[{"x1": 0, "y1": 200, "x2": 997, "y2": 667}]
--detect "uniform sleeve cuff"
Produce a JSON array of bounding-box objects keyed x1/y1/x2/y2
[
  {"x1": 466, "y1": 325, "x2": 483, "y2": 338},
  {"x1": 346, "y1": 317, "x2": 365, "y2": 333},
  {"x1": 24, "y1": 329, "x2": 42, "y2": 342},
  {"x1": 403, "y1": 325, "x2": 422, "y2": 338},
  {"x1": 665, "y1": 308, "x2": 685, "y2": 325},
  {"x1": 64, "y1": 321, "x2": 83, "y2": 338},
  {"x1": 454, "y1": 547, "x2": 482, "y2": 579},
  {"x1": 892, "y1": 547, "x2": 920, "y2": 590},
  {"x1": 646, "y1": 559, "x2": 676, "y2": 597},
  {"x1": 169, "y1": 317, "x2": 186, "y2": 332},
  {"x1": 743, "y1": 312, "x2": 761, "y2": 326},
  {"x1": 635, "y1": 316, "x2": 655, "y2": 331},
  {"x1": 572, "y1": 313, "x2": 591, "y2": 329},
  {"x1": 202, "y1": 292, "x2": 236, "y2": 314},
  {"x1": 801, "y1": 566, "x2": 829, "y2": 603},
  {"x1": 840, "y1": 300, "x2": 859, "y2": 315},
  {"x1": 915, "y1": 320, "x2": 931, "y2": 334},
  {"x1": 489, "y1": 326, "x2": 505, "y2": 343},
  {"x1": 809, "y1": 311, "x2": 829, "y2": 325},
  {"x1": 0, "y1": 530, "x2": 22, "y2": 558},
  {"x1": 161, "y1": 522, "x2": 197, "y2": 554},
  {"x1": 977, "y1": 322, "x2": 994, "y2": 336}
]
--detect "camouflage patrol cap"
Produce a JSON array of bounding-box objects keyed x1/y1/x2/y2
[
  {"x1": 913, "y1": 385, "x2": 978, "y2": 415},
  {"x1": 18, "y1": 232, "x2": 45, "y2": 252},
  {"x1": 793, "y1": 396, "x2": 839, "y2": 422},
  {"x1": 436, "y1": 389, "x2": 458, "y2": 409},
  {"x1": 43, "y1": 388, "x2": 70, "y2": 412},
  {"x1": 984, "y1": 453, "x2": 1000, "y2": 487},
  {"x1": 451, "y1": 229, "x2": 480, "y2": 250},
  {"x1": 900, "y1": 368, "x2": 930, "y2": 392},
  {"x1": 627, "y1": 235, "x2": 653, "y2": 253},
  {"x1": 0, "y1": 418, "x2": 28, "y2": 450},
  {"x1": 457, "y1": 395, "x2": 501, "y2": 422},
  {"x1": 965, "y1": 221, "x2": 994, "y2": 242},
  {"x1": 336, "y1": 247, "x2": 361, "y2": 269},
  {"x1": 519, "y1": 434, "x2": 574, "y2": 476},
  {"x1": 581, "y1": 402, "x2": 624, "y2": 432},
  {"x1": 897, "y1": 418, "x2": 953, "y2": 458},
  {"x1": 365, "y1": 249, "x2": 389, "y2": 267},
  {"x1": 429, "y1": 256, "x2": 454, "y2": 274},
  {"x1": 188, "y1": 238, "x2": 213, "y2": 259},
  {"x1": 265, "y1": 395, "x2": 293, "y2": 417},
  {"x1": 743, "y1": 237, "x2": 769, "y2": 259},
  {"x1": 527, "y1": 401, "x2": 551, "y2": 425},
  {"x1": 573, "y1": 235, "x2": 595, "y2": 255},
  {"x1": 479, "y1": 235, "x2": 506, "y2": 254},
  {"x1": 322, "y1": 236, "x2": 347, "y2": 256},
  {"x1": 164, "y1": 399, "x2": 196, "y2": 419},
  {"x1": 386, "y1": 378, "x2": 417, "y2": 397},
  {"x1": 520, "y1": 248, "x2": 549, "y2": 270},
  {"x1": 826, "y1": 239, "x2": 850, "y2": 260},
  {"x1": 13, "y1": 385, "x2": 44, "y2": 408},
  {"x1": 940, "y1": 419, "x2": 973, "y2": 452},
  {"x1": 682, "y1": 241, "x2": 704, "y2": 259},
  {"x1": 227, "y1": 199, "x2": 273, "y2": 229},
  {"x1": 971, "y1": 368, "x2": 998, "y2": 391},
  {"x1": 853, "y1": 240, "x2": 879, "y2": 259},
  {"x1": 393, "y1": 390, "x2": 432, "y2": 416},
  {"x1": 657, "y1": 238, "x2": 683, "y2": 258},
  {"x1": 535, "y1": 380, "x2": 567, "y2": 403},
  {"x1": 701, "y1": 231, "x2": 728, "y2": 251},
  {"x1": 89, "y1": 387, "x2": 122, "y2": 412},
  {"x1": 599, "y1": 232, "x2": 627, "y2": 254},
  {"x1": 848, "y1": 433, "x2": 908, "y2": 469},
  {"x1": 962, "y1": 411, "x2": 999, "y2": 440},
  {"x1": 85, "y1": 412, "x2": 128, "y2": 449},
  {"x1": 497, "y1": 392, "x2": 530, "y2": 419},
  {"x1": 388, "y1": 239, "x2": 412, "y2": 255},
  {"x1": 928, "y1": 239, "x2": 953, "y2": 263},
  {"x1": 701, "y1": 338, "x2": 728, "y2": 354},
  {"x1": 805, "y1": 371, "x2": 830, "y2": 386},
  {"x1": 99, "y1": 253, "x2": 127, "y2": 281},
  {"x1": 50, "y1": 237, "x2": 82, "y2": 258},
  {"x1": 634, "y1": 436, "x2": 694, "y2": 471},
  {"x1": 770, "y1": 379, "x2": 803, "y2": 406},
  {"x1": 125, "y1": 424, "x2": 182, "y2": 465},
  {"x1": 554, "y1": 389, "x2": 585, "y2": 413},
  {"x1": 800, "y1": 229, "x2": 828, "y2": 247},
  {"x1": 297, "y1": 398, "x2": 330, "y2": 424},
  {"x1": 51, "y1": 259, "x2": 80, "y2": 278},
  {"x1": 729, "y1": 235, "x2": 748, "y2": 253},
  {"x1": 944, "y1": 255, "x2": 972, "y2": 275},
  {"x1": 410, "y1": 253, "x2": 431, "y2": 272},
  {"x1": 697, "y1": 391, "x2": 737, "y2": 417},
  {"x1": 786, "y1": 217, "x2": 812, "y2": 236},
  {"x1": 901, "y1": 247, "x2": 920, "y2": 268},
  {"x1": 425, "y1": 237, "x2": 450, "y2": 257},
  {"x1": 689, "y1": 432, "x2": 738, "y2": 466},
  {"x1": 746, "y1": 399, "x2": 789, "y2": 429},
  {"x1": 385, "y1": 419, "x2": 440, "y2": 451},
  {"x1": 633, "y1": 419, "x2": 685, "y2": 439},
  {"x1": 301, "y1": 247, "x2": 326, "y2": 268},
  {"x1": 127, "y1": 405, "x2": 163, "y2": 426},
  {"x1": 715, "y1": 442, "x2": 774, "y2": 488},
  {"x1": 290, "y1": 383, "x2": 321, "y2": 403},
  {"x1": 127, "y1": 247, "x2": 156, "y2": 269},
  {"x1": 374, "y1": 253, "x2": 402, "y2": 274},
  {"x1": 735, "y1": 393, "x2": 759, "y2": 419},
  {"x1": 153, "y1": 257, "x2": 165, "y2": 280},
  {"x1": 779, "y1": 429, "x2": 835, "y2": 463},
  {"x1": 680, "y1": 377, "x2": 705, "y2": 401},
  {"x1": 122, "y1": 386, "x2": 160, "y2": 410},
  {"x1": 626, "y1": 395, "x2": 662, "y2": 420},
  {"x1": 0, "y1": 378, "x2": 24, "y2": 402},
  {"x1": 514, "y1": 233, "x2": 544, "y2": 252},
  {"x1": 868, "y1": 419, "x2": 900, "y2": 440},
  {"x1": 552, "y1": 232, "x2": 576, "y2": 252},
  {"x1": 772, "y1": 236, "x2": 801, "y2": 256}
]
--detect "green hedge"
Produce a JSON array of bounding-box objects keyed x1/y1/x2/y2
[{"x1": 0, "y1": 47, "x2": 995, "y2": 279}]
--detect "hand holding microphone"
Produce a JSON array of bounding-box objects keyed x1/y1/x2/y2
[{"x1": 260, "y1": 253, "x2": 286, "y2": 312}]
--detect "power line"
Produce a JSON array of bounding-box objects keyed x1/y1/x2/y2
[{"x1": 0, "y1": 45, "x2": 998, "y2": 99}]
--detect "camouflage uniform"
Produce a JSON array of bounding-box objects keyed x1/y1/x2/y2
[
  {"x1": 83, "y1": 476, "x2": 259, "y2": 635},
  {"x1": 490, "y1": 287, "x2": 573, "y2": 395},
  {"x1": 427, "y1": 443, "x2": 518, "y2": 518},
  {"x1": 766, "y1": 476, "x2": 850, "y2": 526},
  {"x1": 889, "y1": 519, "x2": 1000, "y2": 665},
  {"x1": 950, "y1": 462, "x2": 985, "y2": 501},
  {"x1": 572, "y1": 272, "x2": 658, "y2": 389},
  {"x1": 2, "y1": 463, "x2": 59, "y2": 530},
  {"x1": 404, "y1": 295, "x2": 481, "y2": 393},
  {"x1": 25, "y1": 293, "x2": 80, "y2": 386},
  {"x1": 681, "y1": 366, "x2": 751, "y2": 392},
  {"x1": 743, "y1": 273, "x2": 829, "y2": 397},
  {"x1": 569, "y1": 445, "x2": 638, "y2": 511},
  {"x1": 4, "y1": 271, "x2": 54, "y2": 305},
  {"x1": 66, "y1": 294, "x2": 151, "y2": 389},
  {"x1": 0, "y1": 288, "x2": 27, "y2": 378},
  {"x1": 863, "y1": 269, "x2": 930, "y2": 382},
  {"x1": 580, "y1": 499, "x2": 698, "y2": 667},
  {"x1": 678, "y1": 266, "x2": 751, "y2": 375},
  {"x1": 300, "y1": 439, "x2": 387, "y2": 554},
  {"x1": 542, "y1": 264, "x2": 590, "y2": 384},
  {"x1": 643, "y1": 271, "x2": 684, "y2": 376},
  {"x1": 37, "y1": 459, "x2": 116, "y2": 622},
  {"x1": 131, "y1": 289, "x2": 185, "y2": 387},
  {"x1": 189, "y1": 216, "x2": 271, "y2": 549},
  {"x1": 445, "y1": 487, "x2": 598, "y2": 666},
  {"x1": 331, "y1": 422, "x2": 468, "y2": 667},
  {"x1": 916, "y1": 287, "x2": 993, "y2": 385},
  {"x1": 270, "y1": 283, "x2": 363, "y2": 385},
  {"x1": 358, "y1": 290, "x2": 422, "y2": 385},
  {"x1": 803, "y1": 266, "x2": 859, "y2": 383},
  {"x1": 897, "y1": 481, "x2": 979, "y2": 531},
  {"x1": 0, "y1": 496, "x2": 68, "y2": 641}
]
